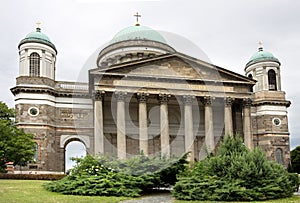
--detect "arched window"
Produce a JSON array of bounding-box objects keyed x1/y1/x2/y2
[
  {"x1": 33, "y1": 143, "x2": 38, "y2": 162},
  {"x1": 65, "y1": 141, "x2": 86, "y2": 172},
  {"x1": 248, "y1": 74, "x2": 253, "y2": 92},
  {"x1": 29, "y1": 53, "x2": 40, "y2": 77},
  {"x1": 276, "y1": 148, "x2": 283, "y2": 164},
  {"x1": 268, "y1": 69, "x2": 277, "y2": 91}
]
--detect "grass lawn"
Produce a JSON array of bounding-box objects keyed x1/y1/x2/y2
[
  {"x1": 0, "y1": 179, "x2": 299, "y2": 203},
  {"x1": 0, "y1": 179, "x2": 131, "y2": 203},
  {"x1": 174, "y1": 196, "x2": 300, "y2": 203}
]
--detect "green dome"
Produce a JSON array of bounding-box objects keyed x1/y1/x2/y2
[
  {"x1": 110, "y1": 25, "x2": 167, "y2": 45},
  {"x1": 19, "y1": 27, "x2": 57, "y2": 53},
  {"x1": 246, "y1": 47, "x2": 279, "y2": 67}
]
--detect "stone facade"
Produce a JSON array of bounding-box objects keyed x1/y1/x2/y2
[{"x1": 11, "y1": 25, "x2": 291, "y2": 173}]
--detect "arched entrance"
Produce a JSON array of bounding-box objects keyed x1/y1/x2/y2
[{"x1": 65, "y1": 141, "x2": 86, "y2": 172}]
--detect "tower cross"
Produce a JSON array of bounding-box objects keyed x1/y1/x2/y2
[
  {"x1": 258, "y1": 41, "x2": 263, "y2": 51},
  {"x1": 134, "y1": 12, "x2": 141, "y2": 25},
  {"x1": 36, "y1": 21, "x2": 41, "y2": 28}
]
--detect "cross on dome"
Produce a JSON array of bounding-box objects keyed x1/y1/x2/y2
[
  {"x1": 36, "y1": 21, "x2": 41, "y2": 32},
  {"x1": 134, "y1": 12, "x2": 141, "y2": 26},
  {"x1": 258, "y1": 41, "x2": 263, "y2": 51}
]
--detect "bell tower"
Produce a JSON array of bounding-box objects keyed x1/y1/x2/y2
[
  {"x1": 245, "y1": 43, "x2": 291, "y2": 167},
  {"x1": 11, "y1": 24, "x2": 60, "y2": 172},
  {"x1": 18, "y1": 23, "x2": 57, "y2": 80}
]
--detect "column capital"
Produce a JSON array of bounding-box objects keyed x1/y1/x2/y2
[
  {"x1": 182, "y1": 95, "x2": 195, "y2": 105},
  {"x1": 137, "y1": 92, "x2": 149, "y2": 103},
  {"x1": 92, "y1": 90, "x2": 105, "y2": 101},
  {"x1": 158, "y1": 93, "x2": 171, "y2": 104},
  {"x1": 242, "y1": 98, "x2": 252, "y2": 108},
  {"x1": 200, "y1": 96, "x2": 214, "y2": 106},
  {"x1": 225, "y1": 97, "x2": 235, "y2": 107},
  {"x1": 115, "y1": 91, "x2": 127, "y2": 101}
]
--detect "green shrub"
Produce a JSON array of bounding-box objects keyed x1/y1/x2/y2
[
  {"x1": 288, "y1": 173, "x2": 299, "y2": 192},
  {"x1": 290, "y1": 146, "x2": 300, "y2": 173},
  {"x1": 44, "y1": 163, "x2": 143, "y2": 197},
  {"x1": 172, "y1": 135, "x2": 295, "y2": 201},
  {"x1": 44, "y1": 153, "x2": 188, "y2": 197}
]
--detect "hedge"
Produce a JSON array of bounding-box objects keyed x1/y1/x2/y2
[{"x1": 0, "y1": 173, "x2": 66, "y2": 180}]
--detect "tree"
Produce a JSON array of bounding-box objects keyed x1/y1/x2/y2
[
  {"x1": 290, "y1": 146, "x2": 300, "y2": 174},
  {"x1": 172, "y1": 135, "x2": 296, "y2": 201},
  {"x1": 0, "y1": 101, "x2": 35, "y2": 173},
  {"x1": 0, "y1": 101, "x2": 15, "y2": 120}
]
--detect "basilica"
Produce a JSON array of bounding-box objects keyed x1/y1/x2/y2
[{"x1": 11, "y1": 19, "x2": 291, "y2": 173}]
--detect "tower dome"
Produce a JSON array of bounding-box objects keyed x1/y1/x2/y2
[
  {"x1": 246, "y1": 46, "x2": 279, "y2": 68},
  {"x1": 17, "y1": 25, "x2": 57, "y2": 80},
  {"x1": 245, "y1": 44, "x2": 282, "y2": 92},
  {"x1": 19, "y1": 27, "x2": 57, "y2": 53},
  {"x1": 97, "y1": 24, "x2": 176, "y2": 67}
]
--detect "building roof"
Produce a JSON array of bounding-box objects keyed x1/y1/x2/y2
[
  {"x1": 18, "y1": 27, "x2": 57, "y2": 53},
  {"x1": 109, "y1": 25, "x2": 167, "y2": 45},
  {"x1": 246, "y1": 46, "x2": 279, "y2": 67}
]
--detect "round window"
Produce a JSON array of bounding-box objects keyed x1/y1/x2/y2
[
  {"x1": 272, "y1": 117, "x2": 281, "y2": 126},
  {"x1": 28, "y1": 107, "x2": 39, "y2": 116}
]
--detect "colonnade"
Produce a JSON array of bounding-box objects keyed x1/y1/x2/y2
[{"x1": 93, "y1": 91, "x2": 253, "y2": 159}]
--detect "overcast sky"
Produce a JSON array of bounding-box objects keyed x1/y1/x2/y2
[{"x1": 1, "y1": 0, "x2": 300, "y2": 156}]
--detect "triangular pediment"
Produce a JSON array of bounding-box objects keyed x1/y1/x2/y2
[{"x1": 90, "y1": 53, "x2": 255, "y2": 85}]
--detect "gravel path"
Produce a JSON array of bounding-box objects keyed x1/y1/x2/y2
[{"x1": 120, "y1": 192, "x2": 174, "y2": 203}]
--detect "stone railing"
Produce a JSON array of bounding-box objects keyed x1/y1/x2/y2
[{"x1": 56, "y1": 82, "x2": 88, "y2": 90}]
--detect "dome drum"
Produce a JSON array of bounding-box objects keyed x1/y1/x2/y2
[
  {"x1": 96, "y1": 25, "x2": 176, "y2": 67},
  {"x1": 18, "y1": 42, "x2": 57, "y2": 56},
  {"x1": 97, "y1": 40, "x2": 175, "y2": 67}
]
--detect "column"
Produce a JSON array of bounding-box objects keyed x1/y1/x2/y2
[
  {"x1": 263, "y1": 67, "x2": 268, "y2": 90},
  {"x1": 137, "y1": 92, "x2": 149, "y2": 156},
  {"x1": 183, "y1": 95, "x2": 194, "y2": 161},
  {"x1": 25, "y1": 49, "x2": 29, "y2": 75},
  {"x1": 41, "y1": 50, "x2": 46, "y2": 77},
  {"x1": 224, "y1": 97, "x2": 234, "y2": 136},
  {"x1": 243, "y1": 98, "x2": 253, "y2": 150},
  {"x1": 201, "y1": 96, "x2": 215, "y2": 155},
  {"x1": 115, "y1": 92, "x2": 127, "y2": 159},
  {"x1": 93, "y1": 90, "x2": 105, "y2": 155},
  {"x1": 158, "y1": 94, "x2": 171, "y2": 158}
]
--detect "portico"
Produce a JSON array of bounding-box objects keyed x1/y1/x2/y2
[
  {"x1": 93, "y1": 91, "x2": 253, "y2": 160},
  {"x1": 91, "y1": 53, "x2": 255, "y2": 160}
]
